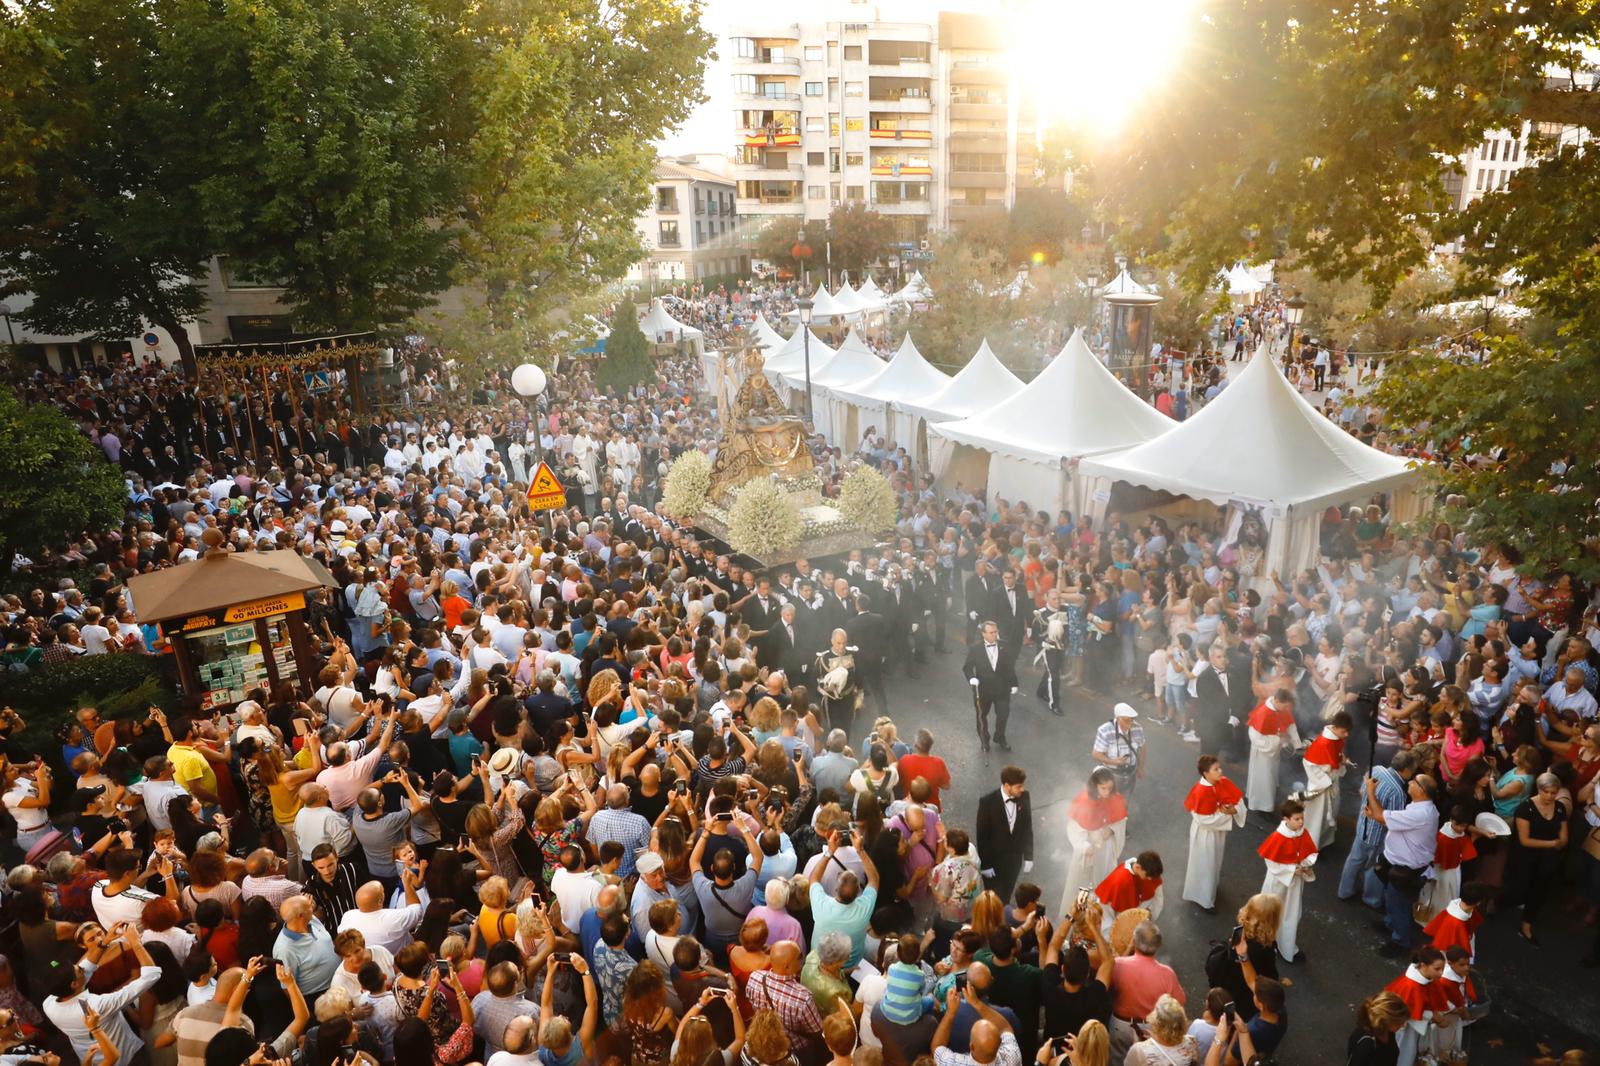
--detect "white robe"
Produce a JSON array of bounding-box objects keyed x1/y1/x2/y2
[
  {"x1": 1394, "y1": 965, "x2": 1438, "y2": 1066},
  {"x1": 1184, "y1": 804, "x2": 1246, "y2": 909},
  {"x1": 508, "y1": 441, "x2": 528, "y2": 485},
  {"x1": 1415, "y1": 824, "x2": 1467, "y2": 924},
  {"x1": 1246, "y1": 721, "x2": 1302, "y2": 812},
  {"x1": 572, "y1": 434, "x2": 599, "y2": 483},
  {"x1": 1259, "y1": 824, "x2": 1316, "y2": 962},
  {"x1": 1060, "y1": 817, "x2": 1126, "y2": 915},
  {"x1": 1300, "y1": 746, "x2": 1344, "y2": 848}
]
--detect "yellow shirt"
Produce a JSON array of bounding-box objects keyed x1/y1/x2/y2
[{"x1": 166, "y1": 743, "x2": 218, "y2": 799}]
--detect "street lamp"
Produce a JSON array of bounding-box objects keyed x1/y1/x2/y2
[
  {"x1": 797, "y1": 296, "x2": 815, "y2": 425},
  {"x1": 0, "y1": 303, "x2": 14, "y2": 345},
  {"x1": 1480, "y1": 289, "x2": 1498, "y2": 330},
  {"x1": 1284, "y1": 293, "x2": 1306, "y2": 358}
]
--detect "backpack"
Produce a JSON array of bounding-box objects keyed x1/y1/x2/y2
[{"x1": 1204, "y1": 924, "x2": 1242, "y2": 986}]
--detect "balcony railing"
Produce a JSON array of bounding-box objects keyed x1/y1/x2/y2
[{"x1": 869, "y1": 128, "x2": 933, "y2": 143}]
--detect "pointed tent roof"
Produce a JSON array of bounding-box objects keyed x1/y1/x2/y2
[
  {"x1": 750, "y1": 313, "x2": 787, "y2": 352},
  {"x1": 1219, "y1": 263, "x2": 1264, "y2": 296},
  {"x1": 1078, "y1": 348, "x2": 1422, "y2": 511},
  {"x1": 762, "y1": 328, "x2": 836, "y2": 378},
  {"x1": 785, "y1": 328, "x2": 883, "y2": 390},
  {"x1": 892, "y1": 271, "x2": 934, "y2": 303},
  {"x1": 638, "y1": 298, "x2": 703, "y2": 340},
  {"x1": 829, "y1": 334, "x2": 950, "y2": 407},
  {"x1": 831, "y1": 283, "x2": 864, "y2": 315},
  {"x1": 932, "y1": 329, "x2": 1173, "y2": 464},
  {"x1": 858, "y1": 276, "x2": 886, "y2": 300},
  {"x1": 1102, "y1": 268, "x2": 1151, "y2": 296},
  {"x1": 898, "y1": 340, "x2": 1024, "y2": 421}
]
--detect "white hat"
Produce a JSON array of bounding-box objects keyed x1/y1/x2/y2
[
  {"x1": 635, "y1": 852, "x2": 664, "y2": 874},
  {"x1": 488, "y1": 747, "x2": 520, "y2": 775},
  {"x1": 329, "y1": 520, "x2": 347, "y2": 533},
  {"x1": 1113, "y1": 702, "x2": 1139, "y2": 719}
]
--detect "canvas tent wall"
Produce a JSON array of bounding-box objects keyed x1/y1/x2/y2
[
  {"x1": 1076, "y1": 349, "x2": 1427, "y2": 583},
  {"x1": 896, "y1": 340, "x2": 1024, "y2": 472},
  {"x1": 930, "y1": 328, "x2": 1173, "y2": 517},
  {"x1": 762, "y1": 328, "x2": 836, "y2": 406},
  {"x1": 638, "y1": 298, "x2": 704, "y2": 355},
  {"x1": 781, "y1": 329, "x2": 884, "y2": 444},
  {"x1": 828, "y1": 334, "x2": 949, "y2": 463}
]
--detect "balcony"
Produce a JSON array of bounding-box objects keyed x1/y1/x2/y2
[
  {"x1": 948, "y1": 202, "x2": 1006, "y2": 224},
  {"x1": 947, "y1": 129, "x2": 1006, "y2": 152},
  {"x1": 870, "y1": 200, "x2": 932, "y2": 216},
  {"x1": 869, "y1": 127, "x2": 934, "y2": 145},
  {"x1": 949, "y1": 101, "x2": 1005, "y2": 121},
  {"x1": 738, "y1": 57, "x2": 802, "y2": 75},
  {"x1": 949, "y1": 63, "x2": 1006, "y2": 85},
  {"x1": 736, "y1": 197, "x2": 804, "y2": 216},
  {"x1": 731, "y1": 23, "x2": 799, "y2": 41},
  {"x1": 734, "y1": 162, "x2": 805, "y2": 181},
  {"x1": 734, "y1": 90, "x2": 802, "y2": 106},
  {"x1": 948, "y1": 170, "x2": 1006, "y2": 189},
  {"x1": 740, "y1": 128, "x2": 801, "y2": 149},
  {"x1": 869, "y1": 94, "x2": 931, "y2": 113},
  {"x1": 870, "y1": 59, "x2": 933, "y2": 78}
]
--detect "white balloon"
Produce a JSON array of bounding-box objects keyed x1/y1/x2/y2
[{"x1": 511, "y1": 363, "x2": 547, "y2": 397}]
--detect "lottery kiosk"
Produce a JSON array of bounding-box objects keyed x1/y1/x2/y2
[{"x1": 128, "y1": 536, "x2": 338, "y2": 709}]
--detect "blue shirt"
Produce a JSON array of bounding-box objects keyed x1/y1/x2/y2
[{"x1": 1357, "y1": 766, "x2": 1407, "y2": 846}]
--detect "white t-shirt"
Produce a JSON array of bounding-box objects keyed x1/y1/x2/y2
[
  {"x1": 2, "y1": 782, "x2": 48, "y2": 832},
  {"x1": 328, "y1": 943, "x2": 395, "y2": 998},
  {"x1": 550, "y1": 867, "x2": 602, "y2": 932},
  {"x1": 338, "y1": 904, "x2": 423, "y2": 957},
  {"x1": 314, "y1": 684, "x2": 363, "y2": 728},
  {"x1": 92, "y1": 881, "x2": 158, "y2": 931},
  {"x1": 486, "y1": 1053, "x2": 540, "y2": 1066},
  {"x1": 81, "y1": 624, "x2": 114, "y2": 654}
]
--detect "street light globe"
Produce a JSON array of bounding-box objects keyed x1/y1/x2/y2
[
  {"x1": 1284, "y1": 294, "x2": 1307, "y2": 327},
  {"x1": 511, "y1": 363, "x2": 547, "y2": 397},
  {"x1": 797, "y1": 296, "x2": 814, "y2": 327},
  {"x1": 1480, "y1": 290, "x2": 1498, "y2": 311}
]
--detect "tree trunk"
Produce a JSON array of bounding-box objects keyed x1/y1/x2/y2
[{"x1": 157, "y1": 317, "x2": 200, "y2": 381}]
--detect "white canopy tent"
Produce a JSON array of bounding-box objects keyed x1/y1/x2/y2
[
  {"x1": 858, "y1": 276, "x2": 887, "y2": 303},
  {"x1": 1077, "y1": 349, "x2": 1427, "y2": 582},
  {"x1": 638, "y1": 298, "x2": 704, "y2": 353},
  {"x1": 781, "y1": 328, "x2": 884, "y2": 443},
  {"x1": 931, "y1": 329, "x2": 1174, "y2": 516},
  {"x1": 897, "y1": 340, "x2": 1023, "y2": 423},
  {"x1": 892, "y1": 271, "x2": 934, "y2": 306},
  {"x1": 749, "y1": 313, "x2": 787, "y2": 353},
  {"x1": 828, "y1": 334, "x2": 950, "y2": 461},
  {"x1": 1217, "y1": 263, "x2": 1265, "y2": 300},
  {"x1": 762, "y1": 328, "x2": 836, "y2": 403},
  {"x1": 783, "y1": 283, "x2": 854, "y2": 327},
  {"x1": 1102, "y1": 268, "x2": 1152, "y2": 296}
]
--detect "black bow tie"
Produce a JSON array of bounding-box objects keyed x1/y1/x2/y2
[{"x1": 985, "y1": 643, "x2": 997, "y2": 649}]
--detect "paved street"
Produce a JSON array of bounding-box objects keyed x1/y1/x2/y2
[{"x1": 878, "y1": 632, "x2": 1595, "y2": 1065}]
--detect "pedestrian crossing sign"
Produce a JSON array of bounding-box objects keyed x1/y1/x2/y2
[{"x1": 526, "y1": 461, "x2": 567, "y2": 511}]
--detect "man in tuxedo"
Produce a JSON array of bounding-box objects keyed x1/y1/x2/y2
[
  {"x1": 771, "y1": 601, "x2": 809, "y2": 682},
  {"x1": 974, "y1": 765, "x2": 1033, "y2": 901},
  {"x1": 820, "y1": 577, "x2": 856, "y2": 637},
  {"x1": 846, "y1": 590, "x2": 889, "y2": 719},
  {"x1": 963, "y1": 620, "x2": 1018, "y2": 753},
  {"x1": 991, "y1": 569, "x2": 1029, "y2": 668},
  {"x1": 965, "y1": 559, "x2": 1001, "y2": 642},
  {"x1": 1193, "y1": 641, "x2": 1239, "y2": 760},
  {"x1": 734, "y1": 575, "x2": 780, "y2": 669}
]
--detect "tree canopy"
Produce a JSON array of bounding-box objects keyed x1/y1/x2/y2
[
  {"x1": 0, "y1": 385, "x2": 126, "y2": 571},
  {"x1": 1066, "y1": 0, "x2": 1600, "y2": 576},
  {"x1": 596, "y1": 302, "x2": 653, "y2": 394}
]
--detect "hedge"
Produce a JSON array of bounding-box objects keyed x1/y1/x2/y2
[{"x1": 0, "y1": 653, "x2": 177, "y2": 754}]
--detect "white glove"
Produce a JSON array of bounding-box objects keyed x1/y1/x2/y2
[
  {"x1": 1010, "y1": 686, "x2": 1018, "y2": 695},
  {"x1": 1022, "y1": 861, "x2": 1034, "y2": 875},
  {"x1": 911, "y1": 623, "x2": 919, "y2": 634},
  {"x1": 969, "y1": 678, "x2": 980, "y2": 687},
  {"x1": 969, "y1": 611, "x2": 978, "y2": 621},
  {"x1": 981, "y1": 868, "x2": 996, "y2": 879},
  {"x1": 1228, "y1": 715, "x2": 1240, "y2": 727}
]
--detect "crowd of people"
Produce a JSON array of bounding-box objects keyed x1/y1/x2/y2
[{"x1": 0, "y1": 284, "x2": 1594, "y2": 1066}]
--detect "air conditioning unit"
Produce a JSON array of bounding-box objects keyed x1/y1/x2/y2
[{"x1": 919, "y1": 239, "x2": 930, "y2": 251}]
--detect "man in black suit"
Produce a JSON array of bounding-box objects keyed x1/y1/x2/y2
[
  {"x1": 974, "y1": 764, "x2": 1033, "y2": 901},
  {"x1": 965, "y1": 559, "x2": 1001, "y2": 642},
  {"x1": 771, "y1": 601, "x2": 809, "y2": 682},
  {"x1": 963, "y1": 620, "x2": 1018, "y2": 753},
  {"x1": 991, "y1": 569, "x2": 1029, "y2": 667},
  {"x1": 846, "y1": 590, "x2": 888, "y2": 719},
  {"x1": 734, "y1": 575, "x2": 781, "y2": 670},
  {"x1": 1192, "y1": 641, "x2": 1239, "y2": 760}
]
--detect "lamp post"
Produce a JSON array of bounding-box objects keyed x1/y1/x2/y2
[
  {"x1": 1284, "y1": 293, "x2": 1306, "y2": 359},
  {"x1": 1480, "y1": 289, "x2": 1497, "y2": 330},
  {"x1": 0, "y1": 303, "x2": 14, "y2": 345},
  {"x1": 797, "y1": 296, "x2": 814, "y2": 425},
  {"x1": 1085, "y1": 268, "x2": 1101, "y2": 330}
]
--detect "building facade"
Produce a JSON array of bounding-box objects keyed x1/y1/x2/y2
[
  {"x1": 728, "y1": 15, "x2": 1055, "y2": 244},
  {"x1": 628, "y1": 158, "x2": 748, "y2": 286}
]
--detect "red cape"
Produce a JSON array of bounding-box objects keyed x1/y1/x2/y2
[
  {"x1": 1258, "y1": 826, "x2": 1318, "y2": 864},
  {"x1": 1248, "y1": 700, "x2": 1296, "y2": 736},
  {"x1": 1433, "y1": 831, "x2": 1478, "y2": 870},
  {"x1": 1096, "y1": 862, "x2": 1160, "y2": 910},
  {"x1": 1384, "y1": 971, "x2": 1447, "y2": 1020},
  {"x1": 1304, "y1": 731, "x2": 1345, "y2": 768},
  {"x1": 1423, "y1": 907, "x2": 1483, "y2": 954},
  {"x1": 1439, "y1": 973, "x2": 1476, "y2": 1010},
  {"x1": 1184, "y1": 776, "x2": 1244, "y2": 815},
  {"x1": 1070, "y1": 790, "x2": 1128, "y2": 832}
]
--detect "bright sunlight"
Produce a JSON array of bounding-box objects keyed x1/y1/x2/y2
[{"x1": 1010, "y1": 0, "x2": 1199, "y2": 137}]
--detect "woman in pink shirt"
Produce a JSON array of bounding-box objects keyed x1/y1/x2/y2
[{"x1": 1440, "y1": 708, "x2": 1485, "y2": 784}]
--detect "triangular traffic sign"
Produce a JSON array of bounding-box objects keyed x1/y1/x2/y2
[{"x1": 526, "y1": 461, "x2": 567, "y2": 511}]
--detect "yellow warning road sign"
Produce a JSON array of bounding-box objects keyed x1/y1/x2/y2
[{"x1": 526, "y1": 461, "x2": 568, "y2": 511}]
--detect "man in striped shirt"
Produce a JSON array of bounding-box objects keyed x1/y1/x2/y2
[{"x1": 1337, "y1": 750, "x2": 1416, "y2": 909}]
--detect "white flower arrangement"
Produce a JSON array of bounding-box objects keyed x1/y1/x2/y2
[
  {"x1": 727, "y1": 477, "x2": 804, "y2": 558},
  {"x1": 838, "y1": 465, "x2": 898, "y2": 532},
  {"x1": 661, "y1": 451, "x2": 712, "y2": 520}
]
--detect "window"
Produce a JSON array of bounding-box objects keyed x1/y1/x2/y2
[
  {"x1": 808, "y1": 151, "x2": 825, "y2": 166},
  {"x1": 846, "y1": 152, "x2": 863, "y2": 167},
  {"x1": 847, "y1": 185, "x2": 863, "y2": 201},
  {"x1": 806, "y1": 116, "x2": 824, "y2": 131},
  {"x1": 962, "y1": 188, "x2": 992, "y2": 205},
  {"x1": 693, "y1": 188, "x2": 702, "y2": 212},
  {"x1": 845, "y1": 117, "x2": 863, "y2": 131},
  {"x1": 734, "y1": 75, "x2": 757, "y2": 94},
  {"x1": 805, "y1": 81, "x2": 823, "y2": 96},
  {"x1": 829, "y1": 114, "x2": 840, "y2": 136},
  {"x1": 656, "y1": 187, "x2": 678, "y2": 212},
  {"x1": 873, "y1": 181, "x2": 929, "y2": 204},
  {"x1": 1488, "y1": 140, "x2": 1498, "y2": 161},
  {"x1": 844, "y1": 81, "x2": 863, "y2": 97},
  {"x1": 827, "y1": 42, "x2": 837, "y2": 63},
  {"x1": 951, "y1": 152, "x2": 1005, "y2": 173},
  {"x1": 950, "y1": 118, "x2": 1005, "y2": 133},
  {"x1": 950, "y1": 85, "x2": 1003, "y2": 105},
  {"x1": 844, "y1": 45, "x2": 862, "y2": 60},
  {"x1": 733, "y1": 37, "x2": 755, "y2": 59},
  {"x1": 1510, "y1": 138, "x2": 1521, "y2": 161},
  {"x1": 829, "y1": 148, "x2": 840, "y2": 173},
  {"x1": 831, "y1": 181, "x2": 841, "y2": 201},
  {"x1": 828, "y1": 78, "x2": 838, "y2": 101},
  {"x1": 1474, "y1": 168, "x2": 1485, "y2": 191},
  {"x1": 658, "y1": 220, "x2": 680, "y2": 246},
  {"x1": 695, "y1": 221, "x2": 703, "y2": 244},
  {"x1": 760, "y1": 82, "x2": 788, "y2": 99},
  {"x1": 805, "y1": 45, "x2": 823, "y2": 61},
  {"x1": 808, "y1": 185, "x2": 826, "y2": 199}
]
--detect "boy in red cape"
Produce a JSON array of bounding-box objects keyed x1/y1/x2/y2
[
  {"x1": 1300, "y1": 709, "x2": 1352, "y2": 846},
  {"x1": 1385, "y1": 945, "x2": 1449, "y2": 1066},
  {"x1": 1421, "y1": 881, "x2": 1488, "y2": 962},
  {"x1": 1417, "y1": 805, "x2": 1481, "y2": 924},
  {"x1": 1182, "y1": 755, "x2": 1245, "y2": 911},
  {"x1": 1095, "y1": 849, "x2": 1163, "y2": 935},
  {"x1": 1433, "y1": 945, "x2": 1483, "y2": 1059},
  {"x1": 1257, "y1": 798, "x2": 1318, "y2": 962},
  {"x1": 1246, "y1": 689, "x2": 1302, "y2": 813}
]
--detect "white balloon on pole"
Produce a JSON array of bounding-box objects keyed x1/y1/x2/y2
[{"x1": 511, "y1": 363, "x2": 547, "y2": 397}]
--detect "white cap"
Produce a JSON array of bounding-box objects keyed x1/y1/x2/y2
[{"x1": 1113, "y1": 702, "x2": 1139, "y2": 719}]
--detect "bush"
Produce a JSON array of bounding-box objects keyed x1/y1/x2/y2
[
  {"x1": 727, "y1": 478, "x2": 803, "y2": 560},
  {"x1": 838, "y1": 465, "x2": 898, "y2": 533},
  {"x1": 0, "y1": 653, "x2": 175, "y2": 753},
  {"x1": 661, "y1": 450, "x2": 712, "y2": 520}
]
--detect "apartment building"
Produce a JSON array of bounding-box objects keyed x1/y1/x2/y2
[
  {"x1": 629, "y1": 157, "x2": 748, "y2": 284},
  {"x1": 729, "y1": 15, "x2": 1054, "y2": 242},
  {"x1": 1447, "y1": 74, "x2": 1595, "y2": 211}
]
